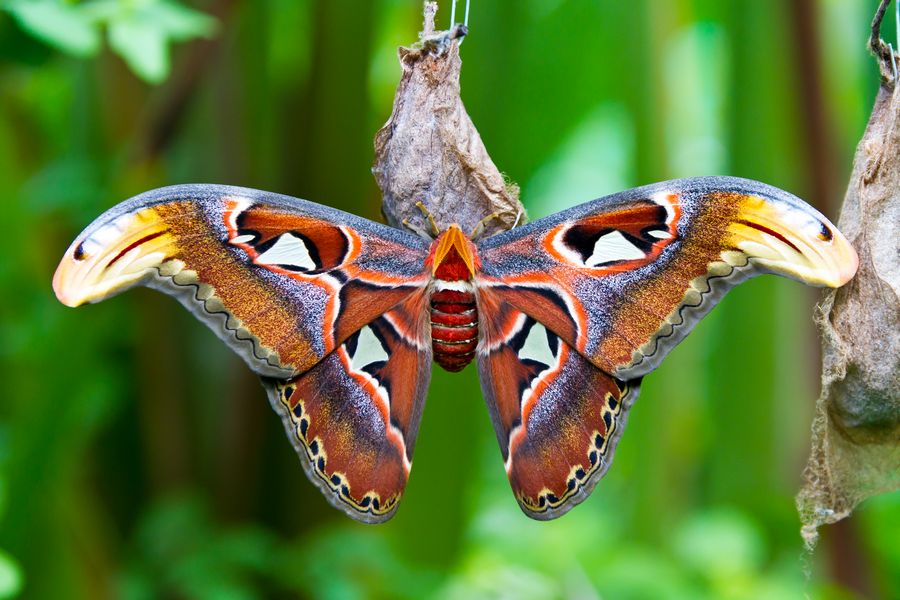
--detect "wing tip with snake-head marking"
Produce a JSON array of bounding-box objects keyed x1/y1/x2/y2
[
  {"x1": 53, "y1": 183, "x2": 434, "y2": 381},
  {"x1": 610, "y1": 176, "x2": 858, "y2": 379},
  {"x1": 480, "y1": 175, "x2": 857, "y2": 290},
  {"x1": 52, "y1": 192, "x2": 298, "y2": 378},
  {"x1": 609, "y1": 176, "x2": 857, "y2": 287},
  {"x1": 53, "y1": 183, "x2": 430, "y2": 307}
]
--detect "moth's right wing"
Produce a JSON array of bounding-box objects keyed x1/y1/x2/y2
[
  {"x1": 476, "y1": 298, "x2": 638, "y2": 520},
  {"x1": 477, "y1": 177, "x2": 858, "y2": 380}
]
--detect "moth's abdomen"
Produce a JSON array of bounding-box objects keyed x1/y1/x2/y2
[{"x1": 430, "y1": 283, "x2": 478, "y2": 372}]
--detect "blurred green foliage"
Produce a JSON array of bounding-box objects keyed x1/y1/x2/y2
[
  {"x1": 3, "y1": 0, "x2": 215, "y2": 82},
  {"x1": 0, "y1": 0, "x2": 898, "y2": 598}
]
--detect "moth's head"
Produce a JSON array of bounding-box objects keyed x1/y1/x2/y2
[{"x1": 429, "y1": 224, "x2": 479, "y2": 280}]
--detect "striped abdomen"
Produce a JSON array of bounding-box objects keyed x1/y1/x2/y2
[{"x1": 430, "y1": 282, "x2": 478, "y2": 372}]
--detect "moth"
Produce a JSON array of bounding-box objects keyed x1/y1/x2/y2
[{"x1": 53, "y1": 177, "x2": 858, "y2": 523}]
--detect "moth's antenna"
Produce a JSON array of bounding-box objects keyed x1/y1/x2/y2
[
  {"x1": 511, "y1": 208, "x2": 524, "y2": 229},
  {"x1": 470, "y1": 211, "x2": 501, "y2": 239},
  {"x1": 415, "y1": 201, "x2": 441, "y2": 236},
  {"x1": 450, "y1": 0, "x2": 457, "y2": 29}
]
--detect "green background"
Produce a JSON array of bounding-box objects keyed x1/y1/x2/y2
[{"x1": 1, "y1": 0, "x2": 898, "y2": 598}]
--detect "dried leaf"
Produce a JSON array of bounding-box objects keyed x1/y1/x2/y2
[
  {"x1": 373, "y1": 4, "x2": 526, "y2": 239},
  {"x1": 798, "y1": 6, "x2": 900, "y2": 542}
]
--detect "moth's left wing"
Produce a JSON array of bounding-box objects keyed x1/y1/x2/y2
[
  {"x1": 53, "y1": 185, "x2": 434, "y2": 523},
  {"x1": 263, "y1": 293, "x2": 432, "y2": 523},
  {"x1": 476, "y1": 176, "x2": 858, "y2": 380},
  {"x1": 53, "y1": 185, "x2": 431, "y2": 378},
  {"x1": 476, "y1": 300, "x2": 637, "y2": 519}
]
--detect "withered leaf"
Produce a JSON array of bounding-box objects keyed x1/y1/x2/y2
[
  {"x1": 373, "y1": 5, "x2": 526, "y2": 239},
  {"x1": 798, "y1": 3, "x2": 900, "y2": 542}
]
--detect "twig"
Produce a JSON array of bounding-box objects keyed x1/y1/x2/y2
[
  {"x1": 422, "y1": 1, "x2": 437, "y2": 37},
  {"x1": 869, "y1": 0, "x2": 897, "y2": 84},
  {"x1": 418, "y1": 1, "x2": 467, "y2": 53}
]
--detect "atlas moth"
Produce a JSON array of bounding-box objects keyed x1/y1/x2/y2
[{"x1": 53, "y1": 176, "x2": 857, "y2": 522}]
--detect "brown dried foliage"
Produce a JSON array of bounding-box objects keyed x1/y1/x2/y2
[
  {"x1": 373, "y1": 3, "x2": 526, "y2": 239},
  {"x1": 798, "y1": 0, "x2": 900, "y2": 543}
]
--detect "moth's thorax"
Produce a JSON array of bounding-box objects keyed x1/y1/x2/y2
[{"x1": 428, "y1": 226, "x2": 480, "y2": 372}]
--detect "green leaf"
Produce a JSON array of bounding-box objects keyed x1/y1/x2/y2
[
  {"x1": 108, "y1": 17, "x2": 169, "y2": 84},
  {"x1": 142, "y1": 0, "x2": 217, "y2": 41},
  {"x1": 5, "y1": 0, "x2": 217, "y2": 84},
  {"x1": 104, "y1": 1, "x2": 216, "y2": 84},
  {"x1": 4, "y1": 0, "x2": 101, "y2": 57}
]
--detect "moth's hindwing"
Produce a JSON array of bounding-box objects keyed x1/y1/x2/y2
[
  {"x1": 263, "y1": 292, "x2": 431, "y2": 523},
  {"x1": 53, "y1": 185, "x2": 432, "y2": 378},
  {"x1": 477, "y1": 176, "x2": 857, "y2": 380},
  {"x1": 476, "y1": 299, "x2": 639, "y2": 519}
]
